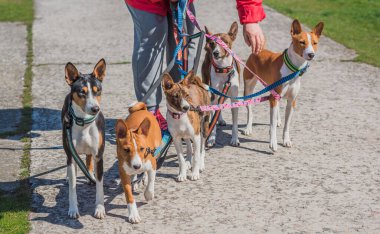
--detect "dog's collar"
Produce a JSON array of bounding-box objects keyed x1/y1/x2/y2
[
  {"x1": 211, "y1": 58, "x2": 234, "y2": 74},
  {"x1": 68, "y1": 103, "x2": 98, "y2": 126},
  {"x1": 168, "y1": 109, "x2": 185, "y2": 119},
  {"x1": 283, "y1": 49, "x2": 309, "y2": 76}
]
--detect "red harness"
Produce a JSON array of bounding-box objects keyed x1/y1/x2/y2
[{"x1": 211, "y1": 58, "x2": 234, "y2": 74}]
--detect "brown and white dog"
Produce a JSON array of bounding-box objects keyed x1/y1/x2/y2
[
  {"x1": 202, "y1": 22, "x2": 241, "y2": 147},
  {"x1": 162, "y1": 71, "x2": 211, "y2": 181},
  {"x1": 61, "y1": 59, "x2": 106, "y2": 219},
  {"x1": 243, "y1": 19, "x2": 324, "y2": 152},
  {"x1": 115, "y1": 102, "x2": 161, "y2": 223}
]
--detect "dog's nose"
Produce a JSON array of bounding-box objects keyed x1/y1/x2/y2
[
  {"x1": 91, "y1": 106, "x2": 100, "y2": 113},
  {"x1": 213, "y1": 51, "x2": 220, "y2": 58},
  {"x1": 133, "y1": 164, "x2": 141, "y2": 170},
  {"x1": 308, "y1": 53, "x2": 315, "y2": 59},
  {"x1": 182, "y1": 105, "x2": 189, "y2": 111}
]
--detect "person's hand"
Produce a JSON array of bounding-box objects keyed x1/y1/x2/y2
[{"x1": 243, "y1": 23, "x2": 265, "y2": 54}]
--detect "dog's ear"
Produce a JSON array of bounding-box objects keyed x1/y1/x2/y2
[
  {"x1": 313, "y1": 22, "x2": 324, "y2": 38},
  {"x1": 182, "y1": 70, "x2": 195, "y2": 86},
  {"x1": 205, "y1": 26, "x2": 213, "y2": 43},
  {"x1": 93, "y1": 58, "x2": 106, "y2": 82},
  {"x1": 291, "y1": 19, "x2": 302, "y2": 35},
  {"x1": 65, "y1": 62, "x2": 79, "y2": 86},
  {"x1": 137, "y1": 117, "x2": 150, "y2": 137},
  {"x1": 162, "y1": 73, "x2": 174, "y2": 91},
  {"x1": 228, "y1": 21, "x2": 238, "y2": 41},
  {"x1": 115, "y1": 119, "x2": 128, "y2": 139}
]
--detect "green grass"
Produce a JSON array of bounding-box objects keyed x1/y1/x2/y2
[
  {"x1": 0, "y1": 0, "x2": 34, "y2": 233},
  {"x1": 0, "y1": 0, "x2": 33, "y2": 24},
  {"x1": 265, "y1": 0, "x2": 380, "y2": 67}
]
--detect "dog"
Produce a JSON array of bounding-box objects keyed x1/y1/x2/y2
[
  {"x1": 243, "y1": 19, "x2": 324, "y2": 152},
  {"x1": 162, "y1": 71, "x2": 211, "y2": 181},
  {"x1": 201, "y1": 22, "x2": 241, "y2": 147},
  {"x1": 115, "y1": 102, "x2": 161, "y2": 223},
  {"x1": 61, "y1": 59, "x2": 106, "y2": 219}
]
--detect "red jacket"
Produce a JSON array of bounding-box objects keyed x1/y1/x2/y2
[{"x1": 125, "y1": 0, "x2": 266, "y2": 24}]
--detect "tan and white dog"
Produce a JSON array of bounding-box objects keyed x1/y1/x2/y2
[
  {"x1": 201, "y1": 22, "x2": 241, "y2": 147},
  {"x1": 115, "y1": 102, "x2": 161, "y2": 223},
  {"x1": 162, "y1": 71, "x2": 211, "y2": 181},
  {"x1": 243, "y1": 19, "x2": 324, "y2": 152}
]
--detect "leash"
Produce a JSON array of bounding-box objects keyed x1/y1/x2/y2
[
  {"x1": 64, "y1": 103, "x2": 97, "y2": 184},
  {"x1": 186, "y1": 8, "x2": 282, "y2": 100},
  {"x1": 206, "y1": 69, "x2": 233, "y2": 141}
]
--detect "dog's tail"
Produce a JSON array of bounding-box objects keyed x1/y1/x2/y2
[{"x1": 128, "y1": 102, "x2": 147, "y2": 114}]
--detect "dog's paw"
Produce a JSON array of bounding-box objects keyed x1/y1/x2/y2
[
  {"x1": 269, "y1": 141, "x2": 278, "y2": 152},
  {"x1": 243, "y1": 127, "x2": 252, "y2": 136},
  {"x1": 230, "y1": 138, "x2": 240, "y2": 147},
  {"x1": 94, "y1": 204, "x2": 106, "y2": 219},
  {"x1": 189, "y1": 171, "x2": 200, "y2": 181},
  {"x1": 144, "y1": 189, "x2": 154, "y2": 201},
  {"x1": 176, "y1": 173, "x2": 187, "y2": 182},
  {"x1": 283, "y1": 139, "x2": 292, "y2": 148},
  {"x1": 206, "y1": 136, "x2": 216, "y2": 148},
  {"x1": 185, "y1": 160, "x2": 192, "y2": 170},
  {"x1": 127, "y1": 202, "x2": 141, "y2": 224},
  {"x1": 277, "y1": 120, "x2": 282, "y2": 127},
  {"x1": 218, "y1": 119, "x2": 227, "y2": 126},
  {"x1": 68, "y1": 207, "x2": 80, "y2": 219}
]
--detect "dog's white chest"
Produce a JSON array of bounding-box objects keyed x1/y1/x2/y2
[
  {"x1": 71, "y1": 122, "x2": 99, "y2": 156},
  {"x1": 210, "y1": 65, "x2": 239, "y2": 94},
  {"x1": 280, "y1": 65, "x2": 302, "y2": 99},
  {"x1": 167, "y1": 114, "x2": 195, "y2": 139}
]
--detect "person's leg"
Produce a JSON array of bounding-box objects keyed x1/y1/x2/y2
[
  {"x1": 127, "y1": 5, "x2": 168, "y2": 111},
  {"x1": 166, "y1": 3, "x2": 197, "y2": 82}
]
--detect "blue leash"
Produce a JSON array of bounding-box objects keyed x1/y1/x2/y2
[{"x1": 208, "y1": 64, "x2": 309, "y2": 100}]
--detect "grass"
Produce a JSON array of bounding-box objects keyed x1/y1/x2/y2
[
  {"x1": 0, "y1": 0, "x2": 34, "y2": 233},
  {"x1": 265, "y1": 0, "x2": 380, "y2": 67}
]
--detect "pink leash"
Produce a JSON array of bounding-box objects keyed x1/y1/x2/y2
[
  {"x1": 198, "y1": 96, "x2": 270, "y2": 112},
  {"x1": 186, "y1": 9, "x2": 281, "y2": 101}
]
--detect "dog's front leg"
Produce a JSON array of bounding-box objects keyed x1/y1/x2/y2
[
  {"x1": 200, "y1": 136, "x2": 206, "y2": 172},
  {"x1": 173, "y1": 138, "x2": 187, "y2": 182},
  {"x1": 230, "y1": 85, "x2": 240, "y2": 146},
  {"x1": 67, "y1": 162, "x2": 79, "y2": 219},
  {"x1": 189, "y1": 134, "x2": 201, "y2": 181},
  {"x1": 144, "y1": 168, "x2": 156, "y2": 201},
  {"x1": 269, "y1": 99, "x2": 279, "y2": 152},
  {"x1": 283, "y1": 99, "x2": 295, "y2": 147},
  {"x1": 118, "y1": 162, "x2": 140, "y2": 223},
  {"x1": 94, "y1": 157, "x2": 105, "y2": 219},
  {"x1": 243, "y1": 78, "x2": 257, "y2": 136}
]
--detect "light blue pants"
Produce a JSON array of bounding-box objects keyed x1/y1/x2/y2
[{"x1": 127, "y1": 4, "x2": 196, "y2": 111}]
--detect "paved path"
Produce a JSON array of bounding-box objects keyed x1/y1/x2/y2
[
  {"x1": 29, "y1": 0, "x2": 380, "y2": 233},
  {"x1": 0, "y1": 22, "x2": 27, "y2": 191}
]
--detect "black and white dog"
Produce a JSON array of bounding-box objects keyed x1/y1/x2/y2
[{"x1": 61, "y1": 59, "x2": 106, "y2": 219}]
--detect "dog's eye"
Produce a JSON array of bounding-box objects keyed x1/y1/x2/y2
[
  {"x1": 313, "y1": 42, "x2": 318, "y2": 45},
  {"x1": 124, "y1": 147, "x2": 131, "y2": 153},
  {"x1": 300, "y1": 41, "x2": 306, "y2": 45},
  {"x1": 140, "y1": 147, "x2": 145, "y2": 152}
]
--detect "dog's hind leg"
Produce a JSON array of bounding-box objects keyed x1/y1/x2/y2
[
  {"x1": 243, "y1": 77, "x2": 257, "y2": 136},
  {"x1": 67, "y1": 162, "x2": 79, "y2": 219},
  {"x1": 94, "y1": 157, "x2": 105, "y2": 219},
  {"x1": 185, "y1": 139, "x2": 192, "y2": 170},
  {"x1": 173, "y1": 138, "x2": 187, "y2": 182},
  {"x1": 269, "y1": 98, "x2": 279, "y2": 152},
  {"x1": 86, "y1": 154, "x2": 96, "y2": 184}
]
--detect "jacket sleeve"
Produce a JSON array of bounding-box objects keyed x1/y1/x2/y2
[{"x1": 236, "y1": 0, "x2": 266, "y2": 24}]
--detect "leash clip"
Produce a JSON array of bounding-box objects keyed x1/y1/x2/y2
[{"x1": 75, "y1": 118, "x2": 85, "y2": 126}]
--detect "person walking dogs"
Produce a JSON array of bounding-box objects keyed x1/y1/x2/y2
[{"x1": 125, "y1": 0, "x2": 266, "y2": 148}]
